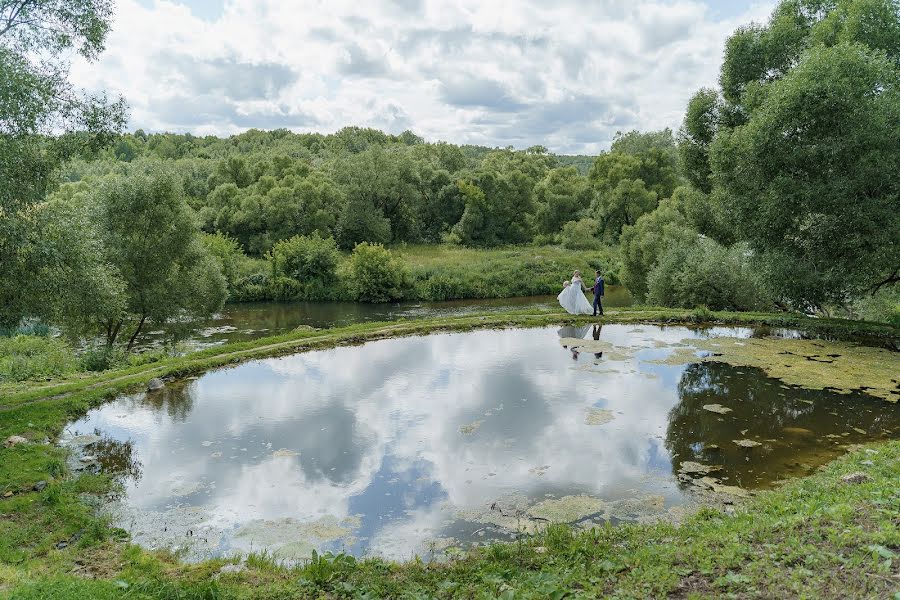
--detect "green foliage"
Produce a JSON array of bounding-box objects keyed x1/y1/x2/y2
[
  {"x1": 87, "y1": 163, "x2": 227, "y2": 348},
  {"x1": 712, "y1": 42, "x2": 900, "y2": 308},
  {"x1": 683, "y1": 0, "x2": 900, "y2": 310},
  {"x1": 647, "y1": 239, "x2": 769, "y2": 311},
  {"x1": 592, "y1": 178, "x2": 658, "y2": 242},
  {"x1": 0, "y1": 1, "x2": 125, "y2": 328},
  {"x1": 267, "y1": 235, "x2": 340, "y2": 301},
  {"x1": 0, "y1": 335, "x2": 78, "y2": 383},
  {"x1": 619, "y1": 197, "x2": 696, "y2": 300},
  {"x1": 531, "y1": 167, "x2": 592, "y2": 238},
  {"x1": 557, "y1": 218, "x2": 603, "y2": 250},
  {"x1": 345, "y1": 243, "x2": 408, "y2": 302},
  {"x1": 677, "y1": 88, "x2": 720, "y2": 193}
]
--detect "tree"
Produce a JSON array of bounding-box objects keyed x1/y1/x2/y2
[
  {"x1": 711, "y1": 42, "x2": 900, "y2": 307},
  {"x1": 647, "y1": 238, "x2": 768, "y2": 311},
  {"x1": 591, "y1": 178, "x2": 658, "y2": 242},
  {"x1": 0, "y1": 0, "x2": 126, "y2": 327},
  {"x1": 676, "y1": 88, "x2": 720, "y2": 193},
  {"x1": 91, "y1": 164, "x2": 227, "y2": 349},
  {"x1": 681, "y1": 0, "x2": 900, "y2": 308},
  {"x1": 531, "y1": 167, "x2": 591, "y2": 239}
]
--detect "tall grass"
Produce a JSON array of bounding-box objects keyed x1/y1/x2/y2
[
  {"x1": 398, "y1": 244, "x2": 620, "y2": 301},
  {"x1": 231, "y1": 244, "x2": 621, "y2": 303},
  {"x1": 0, "y1": 335, "x2": 79, "y2": 383}
]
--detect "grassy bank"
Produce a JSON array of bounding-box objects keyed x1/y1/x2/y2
[
  {"x1": 399, "y1": 244, "x2": 619, "y2": 301},
  {"x1": 232, "y1": 243, "x2": 621, "y2": 302},
  {"x1": 1, "y1": 308, "x2": 898, "y2": 599}
]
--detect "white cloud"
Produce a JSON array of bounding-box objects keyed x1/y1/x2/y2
[{"x1": 71, "y1": 0, "x2": 777, "y2": 153}]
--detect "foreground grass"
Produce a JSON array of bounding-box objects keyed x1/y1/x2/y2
[
  {"x1": 3, "y1": 443, "x2": 898, "y2": 599},
  {"x1": 1, "y1": 308, "x2": 898, "y2": 598}
]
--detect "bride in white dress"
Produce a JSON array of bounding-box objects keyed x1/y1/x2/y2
[{"x1": 558, "y1": 270, "x2": 594, "y2": 315}]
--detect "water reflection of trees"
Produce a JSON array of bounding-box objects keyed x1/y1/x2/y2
[
  {"x1": 88, "y1": 429, "x2": 143, "y2": 483},
  {"x1": 139, "y1": 382, "x2": 196, "y2": 421},
  {"x1": 664, "y1": 361, "x2": 900, "y2": 489}
]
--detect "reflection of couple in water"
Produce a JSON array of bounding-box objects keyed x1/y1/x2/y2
[{"x1": 558, "y1": 323, "x2": 603, "y2": 361}]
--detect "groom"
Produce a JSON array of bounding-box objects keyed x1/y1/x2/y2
[{"x1": 592, "y1": 269, "x2": 605, "y2": 316}]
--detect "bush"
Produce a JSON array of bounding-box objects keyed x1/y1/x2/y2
[
  {"x1": 79, "y1": 347, "x2": 126, "y2": 372},
  {"x1": 0, "y1": 335, "x2": 78, "y2": 382},
  {"x1": 557, "y1": 218, "x2": 603, "y2": 250},
  {"x1": 647, "y1": 239, "x2": 769, "y2": 311},
  {"x1": 345, "y1": 243, "x2": 408, "y2": 302},
  {"x1": 267, "y1": 235, "x2": 340, "y2": 301},
  {"x1": 201, "y1": 232, "x2": 250, "y2": 297}
]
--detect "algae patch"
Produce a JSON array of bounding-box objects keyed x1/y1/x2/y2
[
  {"x1": 528, "y1": 495, "x2": 606, "y2": 523},
  {"x1": 585, "y1": 407, "x2": 615, "y2": 426},
  {"x1": 649, "y1": 337, "x2": 899, "y2": 402},
  {"x1": 459, "y1": 420, "x2": 483, "y2": 435}
]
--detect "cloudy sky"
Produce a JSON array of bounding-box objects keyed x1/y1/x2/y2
[{"x1": 70, "y1": 0, "x2": 776, "y2": 153}]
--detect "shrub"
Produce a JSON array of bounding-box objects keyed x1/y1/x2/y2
[
  {"x1": 267, "y1": 235, "x2": 340, "y2": 301},
  {"x1": 80, "y1": 347, "x2": 126, "y2": 372},
  {"x1": 345, "y1": 243, "x2": 408, "y2": 302},
  {"x1": 647, "y1": 239, "x2": 769, "y2": 311},
  {"x1": 557, "y1": 218, "x2": 603, "y2": 250},
  {"x1": 201, "y1": 232, "x2": 250, "y2": 298},
  {"x1": 0, "y1": 335, "x2": 78, "y2": 382}
]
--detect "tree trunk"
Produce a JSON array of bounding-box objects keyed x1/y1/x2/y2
[
  {"x1": 126, "y1": 315, "x2": 147, "y2": 352},
  {"x1": 107, "y1": 319, "x2": 123, "y2": 347}
]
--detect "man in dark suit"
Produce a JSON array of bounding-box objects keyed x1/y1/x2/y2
[{"x1": 592, "y1": 269, "x2": 605, "y2": 316}]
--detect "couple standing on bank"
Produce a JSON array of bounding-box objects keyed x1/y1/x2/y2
[{"x1": 558, "y1": 270, "x2": 604, "y2": 316}]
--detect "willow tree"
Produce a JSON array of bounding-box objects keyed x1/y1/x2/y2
[
  {"x1": 680, "y1": 0, "x2": 900, "y2": 309},
  {"x1": 0, "y1": 0, "x2": 126, "y2": 327}
]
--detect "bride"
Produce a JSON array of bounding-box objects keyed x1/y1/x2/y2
[{"x1": 558, "y1": 270, "x2": 594, "y2": 315}]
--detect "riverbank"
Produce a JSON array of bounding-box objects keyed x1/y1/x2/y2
[
  {"x1": 1, "y1": 308, "x2": 899, "y2": 598},
  {"x1": 230, "y1": 243, "x2": 621, "y2": 302}
]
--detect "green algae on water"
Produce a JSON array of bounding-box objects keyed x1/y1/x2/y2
[{"x1": 650, "y1": 337, "x2": 900, "y2": 403}]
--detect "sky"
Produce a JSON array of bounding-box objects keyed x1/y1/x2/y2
[{"x1": 70, "y1": 0, "x2": 777, "y2": 154}]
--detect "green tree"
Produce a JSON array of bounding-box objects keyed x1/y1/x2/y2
[
  {"x1": 0, "y1": 0, "x2": 126, "y2": 327},
  {"x1": 91, "y1": 164, "x2": 227, "y2": 349},
  {"x1": 557, "y1": 218, "x2": 603, "y2": 250},
  {"x1": 711, "y1": 42, "x2": 900, "y2": 307},
  {"x1": 681, "y1": 0, "x2": 900, "y2": 308},
  {"x1": 592, "y1": 178, "x2": 658, "y2": 242},
  {"x1": 676, "y1": 88, "x2": 720, "y2": 193},
  {"x1": 619, "y1": 197, "x2": 696, "y2": 300},
  {"x1": 531, "y1": 167, "x2": 591, "y2": 239},
  {"x1": 345, "y1": 243, "x2": 408, "y2": 302}
]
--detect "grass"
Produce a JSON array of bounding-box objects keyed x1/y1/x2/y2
[
  {"x1": 232, "y1": 243, "x2": 622, "y2": 302},
  {"x1": 397, "y1": 243, "x2": 620, "y2": 301},
  {"x1": 1, "y1": 308, "x2": 898, "y2": 598}
]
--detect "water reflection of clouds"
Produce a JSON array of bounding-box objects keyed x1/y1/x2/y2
[{"x1": 70, "y1": 326, "x2": 702, "y2": 559}]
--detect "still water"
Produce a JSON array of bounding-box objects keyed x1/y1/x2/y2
[
  {"x1": 64, "y1": 324, "x2": 899, "y2": 562},
  {"x1": 140, "y1": 287, "x2": 632, "y2": 349}
]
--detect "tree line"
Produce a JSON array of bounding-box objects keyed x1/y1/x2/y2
[{"x1": 1, "y1": 0, "x2": 898, "y2": 357}]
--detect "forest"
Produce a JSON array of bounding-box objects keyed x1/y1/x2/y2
[{"x1": 1, "y1": 0, "x2": 899, "y2": 365}]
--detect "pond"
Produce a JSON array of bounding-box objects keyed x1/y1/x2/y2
[
  {"x1": 63, "y1": 324, "x2": 900, "y2": 562},
  {"x1": 138, "y1": 286, "x2": 633, "y2": 349}
]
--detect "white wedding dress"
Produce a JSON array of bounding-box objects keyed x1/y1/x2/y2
[{"x1": 558, "y1": 278, "x2": 594, "y2": 315}]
